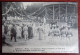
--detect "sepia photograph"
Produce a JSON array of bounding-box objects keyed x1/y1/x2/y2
[{"x1": 2, "y1": 2, "x2": 79, "y2": 53}]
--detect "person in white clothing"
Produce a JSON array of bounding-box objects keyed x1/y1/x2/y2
[
  {"x1": 7, "y1": 24, "x2": 13, "y2": 37},
  {"x1": 16, "y1": 24, "x2": 22, "y2": 38},
  {"x1": 23, "y1": 25, "x2": 28, "y2": 40}
]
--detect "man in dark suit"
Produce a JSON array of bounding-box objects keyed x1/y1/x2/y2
[
  {"x1": 28, "y1": 25, "x2": 33, "y2": 39},
  {"x1": 11, "y1": 24, "x2": 17, "y2": 42},
  {"x1": 21, "y1": 24, "x2": 24, "y2": 38}
]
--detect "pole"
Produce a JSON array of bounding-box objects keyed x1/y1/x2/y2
[
  {"x1": 44, "y1": 7, "x2": 47, "y2": 24},
  {"x1": 53, "y1": 5, "x2": 54, "y2": 22},
  {"x1": 66, "y1": 4, "x2": 67, "y2": 23},
  {"x1": 59, "y1": 4, "x2": 60, "y2": 22}
]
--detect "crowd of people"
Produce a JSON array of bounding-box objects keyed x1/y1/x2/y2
[
  {"x1": 2, "y1": 19, "x2": 73, "y2": 46},
  {"x1": 2, "y1": 22, "x2": 34, "y2": 42}
]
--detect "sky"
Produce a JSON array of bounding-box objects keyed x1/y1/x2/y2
[
  {"x1": 22, "y1": 2, "x2": 44, "y2": 9},
  {"x1": 21, "y1": 2, "x2": 63, "y2": 9},
  {"x1": 21, "y1": 2, "x2": 77, "y2": 9}
]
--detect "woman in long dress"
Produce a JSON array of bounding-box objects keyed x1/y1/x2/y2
[
  {"x1": 37, "y1": 24, "x2": 44, "y2": 40},
  {"x1": 16, "y1": 24, "x2": 22, "y2": 38},
  {"x1": 7, "y1": 24, "x2": 13, "y2": 37}
]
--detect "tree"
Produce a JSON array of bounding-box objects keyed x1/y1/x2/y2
[{"x1": 2, "y1": 2, "x2": 25, "y2": 17}]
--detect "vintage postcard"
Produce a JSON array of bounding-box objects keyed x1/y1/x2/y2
[{"x1": 2, "y1": 2, "x2": 79, "y2": 53}]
